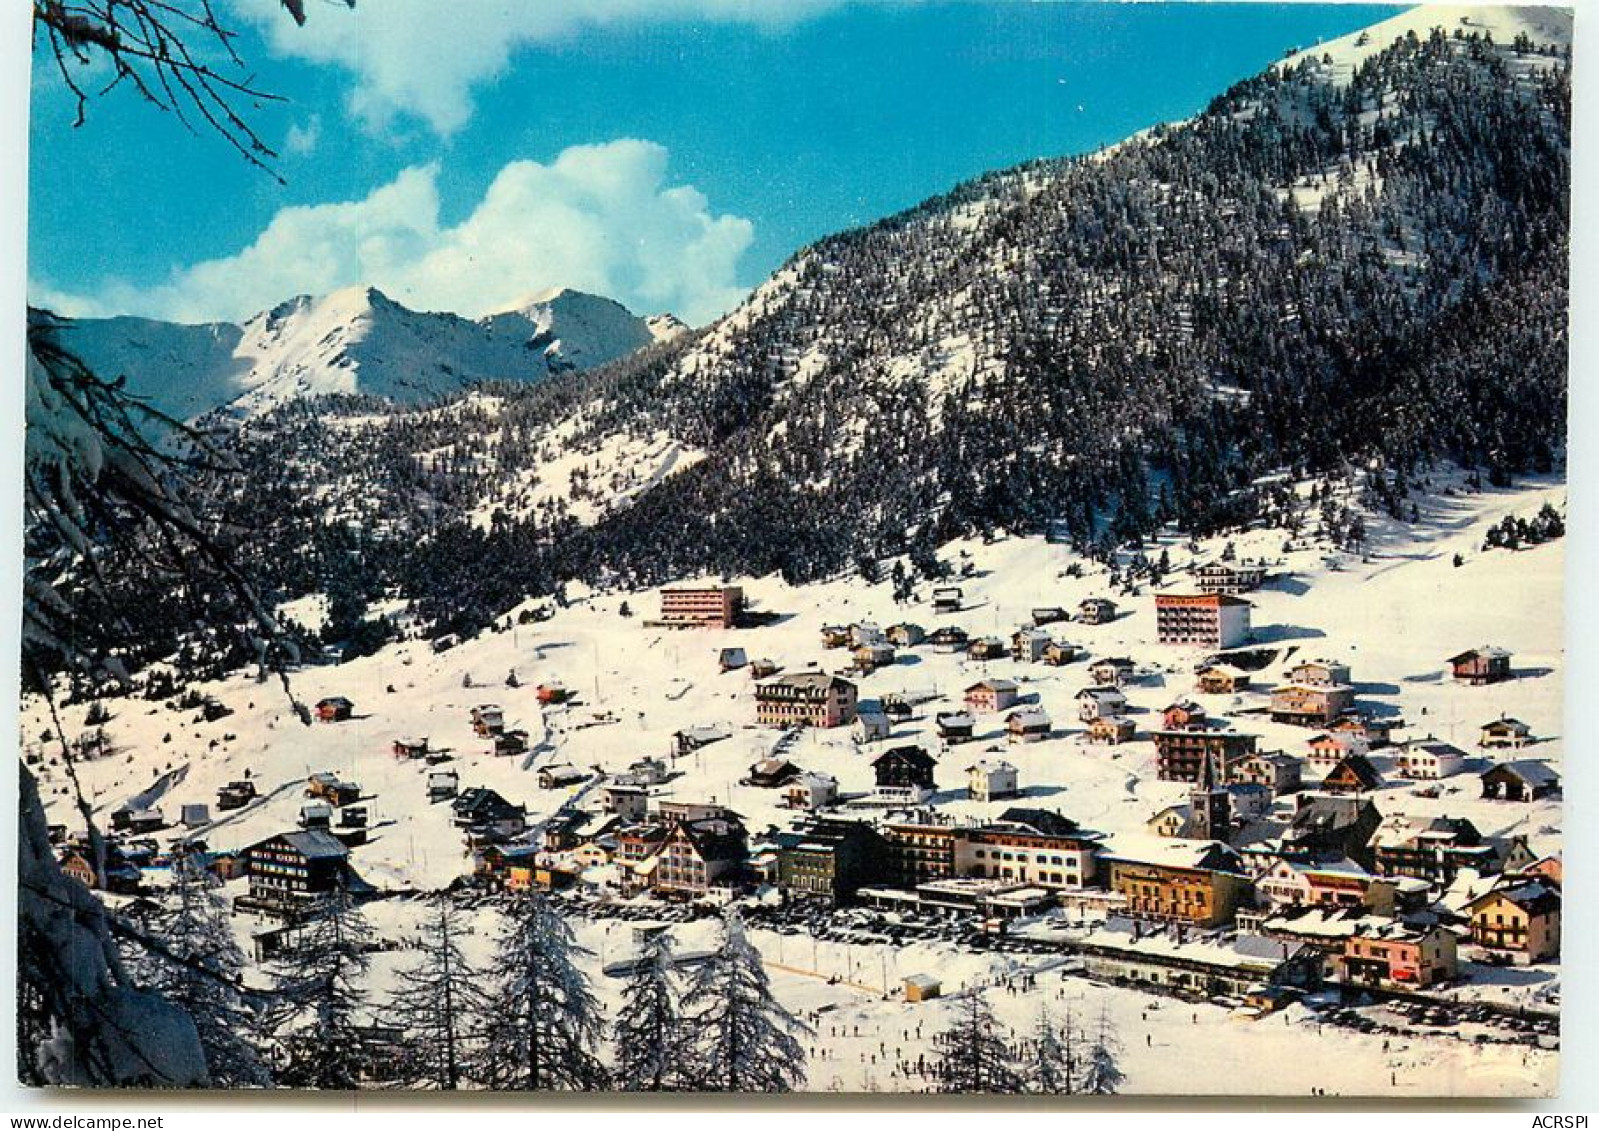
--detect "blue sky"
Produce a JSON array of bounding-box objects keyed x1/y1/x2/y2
[{"x1": 28, "y1": 1, "x2": 1401, "y2": 326}]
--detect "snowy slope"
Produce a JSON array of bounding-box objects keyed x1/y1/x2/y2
[
  {"x1": 48, "y1": 285, "x2": 672, "y2": 422},
  {"x1": 1278, "y1": 4, "x2": 1573, "y2": 79}
]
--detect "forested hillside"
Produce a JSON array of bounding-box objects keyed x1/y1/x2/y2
[{"x1": 31, "y1": 12, "x2": 1571, "y2": 681}]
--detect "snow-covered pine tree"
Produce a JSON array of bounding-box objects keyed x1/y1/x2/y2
[
  {"x1": 386, "y1": 896, "x2": 486, "y2": 1090},
  {"x1": 929, "y1": 993, "x2": 1023, "y2": 1094},
  {"x1": 610, "y1": 927, "x2": 689, "y2": 1091},
  {"x1": 1078, "y1": 1007, "x2": 1126, "y2": 1096},
  {"x1": 264, "y1": 877, "x2": 377, "y2": 1089},
  {"x1": 478, "y1": 894, "x2": 606, "y2": 1091},
  {"x1": 16, "y1": 769, "x2": 207, "y2": 1087},
  {"x1": 126, "y1": 853, "x2": 271, "y2": 1087},
  {"x1": 678, "y1": 910, "x2": 810, "y2": 1093},
  {"x1": 1023, "y1": 1002, "x2": 1073, "y2": 1095}
]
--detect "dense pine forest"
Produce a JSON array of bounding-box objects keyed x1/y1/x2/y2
[{"x1": 32, "y1": 25, "x2": 1571, "y2": 684}]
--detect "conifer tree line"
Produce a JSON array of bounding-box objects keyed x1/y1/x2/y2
[
  {"x1": 115, "y1": 894, "x2": 816, "y2": 1092},
  {"x1": 897, "y1": 996, "x2": 1124, "y2": 1095}
]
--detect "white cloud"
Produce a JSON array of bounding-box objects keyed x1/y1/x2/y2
[
  {"x1": 41, "y1": 139, "x2": 754, "y2": 327},
  {"x1": 283, "y1": 114, "x2": 322, "y2": 156},
  {"x1": 233, "y1": 0, "x2": 844, "y2": 135}
]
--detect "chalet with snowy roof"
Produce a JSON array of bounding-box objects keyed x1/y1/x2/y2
[
  {"x1": 887, "y1": 622, "x2": 926, "y2": 647},
  {"x1": 1161, "y1": 700, "x2": 1208, "y2": 732},
  {"x1": 1271, "y1": 682, "x2": 1355, "y2": 728},
  {"x1": 111, "y1": 807, "x2": 165, "y2": 835},
  {"x1": 1288, "y1": 659, "x2": 1351, "y2": 688},
  {"x1": 1449, "y1": 646, "x2": 1512, "y2": 685},
  {"x1": 718, "y1": 647, "x2": 749, "y2": 672},
  {"x1": 854, "y1": 711, "x2": 891, "y2": 743},
  {"x1": 852, "y1": 642, "x2": 896, "y2": 674},
  {"x1": 784, "y1": 771, "x2": 839, "y2": 811},
  {"x1": 470, "y1": 704, "x2": 505, "y2": 736},
  {"x1": 958, "y1": 809, "x2": 1103, "y2": 889},
  {"x1": 1305, "y1": 731, "x2": 1367, "y2": 773},
  {"x1": 965, "y1": 678, "x2": 1019, "y2": 713},
  {"x1": 749, "y1": 658, "x2": 780, "y2": 679},
  {"x1": 1153, "y1": 729, "x2": 1257, "y2": 784},
  {"x1": 1230, "y1": 749, "x2": 1302, "y2": 796},
  {"x1": 1077, "y1": 597, "x2": 1118, "y2": 625},
  {"x1": 1370, "y1": 816, "x2": 1500, "y2": 886},
  {"x1": 872, "y1": 745, "x2": 938, "y2": 799},
  {"x1": 651, "y1": 816, "x2": 748, "y2": 897},
  {"x1": 1339, "y1": 920, "x2": 1459, "y2": 990},
  {"x1": 1194, "y1": 561, "x2": 1267, "y2": 596},
  {"x1": 933, "y1": 713, "x2": 972, "y2": 748},
  {"x1": 180, "y1": 803, "x2": 210, "y2": 830},
  {"x1": 1088, "y1": 715, "x2": 1136, "y2": 745},
  {"x1": 659, "y1": 585, "x2": 742, "y2": 629},
  {"x1": 1321, "y1": 753, "x2": 1383, "y2": 795},
  {"x1": 820, "y1": 624, "x2": 852, "y2": 649},
  {"x1": 774, "y1": 818, "x2": 888, "y2": 905},
  {"x1": 626, "y1": 756, "x2": 669, "y2": 785},
  {"x1": 932, "y1": 586, "x2": 964, "y2": 613},
  {"x1": 1101, "y1": 839, "x2": 1253, "y2": 926},
  {"x1": 754, "y1": 672, "x2": 858, "y2": 728},
  {"x1": 427, "y1": 770, "x2": 459, "y2": 802},
  {"x1": 242, "y1": 830, "x2": 349, "y2": 906},
  {"x1": 1043, "y1": 640, "x2": 1080, "y2": 667},
  {"x1": 966, "y1": 759, "x2": 1019, "y2": 803},
  {"x1": 305, "y1": 772, "x2": 360, "y2": 807},
  {"x1": 1328, "y1": 712, "x2": 1396, "y2": 749},
  {"x1": 1031, "y1": 607, "x2": 1070, "y2": 627},
  {"x1": 1155, "y1": 593, "x2": 1251, "y2": 648},
  {"x1": 492, "y1": 730, "x2": 530, "y2": 758},
  {"x1": 298, "y1": 801, "x2": 332, "y2": 830},
  {"x1": 1006, "y1": 706, "x2": 1053, "y2": 744},
  {"x1": 745, "y1": 757, "x2": 803, "y2": 789},
  {"x1": 1196, "y1": 664, "x2": 1252, "y2": 695},
  {"x1": 1011, "y1": 627, "x2": 1052, "y2": 663},
  {"x1": 451, "y1": 788, "x2": 527, "y2": 839},
  {"x1": 385, "y1": 736, "x2": 430, "y2": 763},
  {"x1": 1395, "y1": 737, "x2": 1467, "y2": 780},
  {"x1": 1076, "y1": 685, "x2": 1128, "y2": 722},
  {"x1": 1467, "y1": 879, "x2": 1561, "y2": 963},
  {"x1": 314, "y1": 696, "x2": 354, "y2": 723},
  {"x1": 1481, "y1": 760, "x2": 1560, "y2": 802},
  {"x1": 967, "y1": 636, "x2": 1007, "y2": 662},
  {"x1": 217, "y1": 779, "x2": 257, "y2": 811},
  {"x1": 1283, "y1": 795, "x2": 1382, "y2": 865},
  {"x1": 850, "y1": 622, "x2": 886, "y2": 647},
  {"x1": 1480, "y1": 716, "x2": 1533, "y2": 750},
  {"x1": 537, "y1": 764, "x2": 587, "y2": 790},
  {"x1": 1089, "y1": 657, "x2": 1137, "y2": 687},
  {"x1": 927, "y1": 625, "x2": 969, "y2": 652}
]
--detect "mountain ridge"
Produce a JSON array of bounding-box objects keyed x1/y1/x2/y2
[{"x1": 42, "y1": 284, "x2": 678, "y2": 422}]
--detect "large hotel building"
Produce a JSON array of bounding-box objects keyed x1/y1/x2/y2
[
  {"x1": 1155, "y1": 593, "x2": 1252, "y2": 648},
  {"x1": 659, "y1": 585, "x2": 743, "y2": 629}
]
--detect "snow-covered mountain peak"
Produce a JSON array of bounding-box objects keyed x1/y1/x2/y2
[
  {"x1": 46, "y1": 284, "x2": 668, "y2": 421},
  {"x1": 1279, "y1": 4, "x2": 1570, "y2": 82}
]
